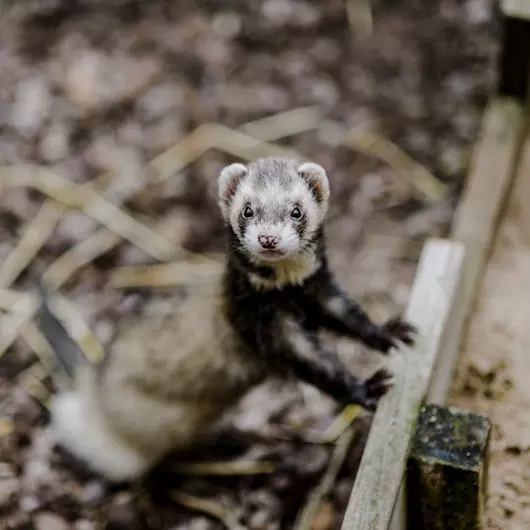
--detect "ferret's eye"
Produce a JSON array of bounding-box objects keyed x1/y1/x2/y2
[
  {"x1": 243, "y1": 206, "x2": 254, "y2": 219},
  {"x1": 290, "y1": 207, "x2": 302, "y2": 219}
]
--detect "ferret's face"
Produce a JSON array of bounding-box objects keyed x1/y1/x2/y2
[{"x1": 218, "y1": 158, "x2": 330, "y2": 263}]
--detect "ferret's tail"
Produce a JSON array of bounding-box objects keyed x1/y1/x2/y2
[
  {"x1": 51, "y1": 388, "x2": 152, "y2": 483},
  {"x1": 33, "y1": 273, "x2": 89, "y2": 379}
]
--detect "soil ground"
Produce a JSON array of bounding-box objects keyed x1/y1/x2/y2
[
  {"x1": 449, "y1": 122, "x2": 530, "y2": 530},
  {"x1": 0, "y1": 1, "x2": 515, "y2": 529}
]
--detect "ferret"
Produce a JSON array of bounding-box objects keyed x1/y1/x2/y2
[{"x1": 37, "y1": 156, "x2": 416, "y2": 484}]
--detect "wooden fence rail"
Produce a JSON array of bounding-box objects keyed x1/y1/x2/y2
[{"x1": 340, "y1": 238, "x2": 464, "y2": 530}]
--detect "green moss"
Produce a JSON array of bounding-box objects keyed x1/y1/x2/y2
[
  {"x1": 409, "y1": 404, "x2": 490, "y2": 471},
  {"x1": 407, "y1": 404, "x2": 491, "y2": 530}
]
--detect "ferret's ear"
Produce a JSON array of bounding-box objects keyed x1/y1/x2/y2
[
  {"x1": 297, "y1": 162, "x2": 330, "y2": 205},
  {"x1": 218, "y1": 163, "x2": 247, "y2": 220}
]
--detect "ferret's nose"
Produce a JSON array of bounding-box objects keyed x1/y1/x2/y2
[{"x1": 258, "y1": 235, "x2": 280, "y2": 249}]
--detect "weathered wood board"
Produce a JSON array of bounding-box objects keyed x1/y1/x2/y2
[
  {"x1": 340, "y1": 238, "x2": 464, "y2": 530},
  {"x1": 427, "y1": 97, "x2": 526, "y2": 405}
]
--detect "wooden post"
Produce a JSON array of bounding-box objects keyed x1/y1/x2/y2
[
  {"x1": 407, "y1": 404, "x2": 491, "y2": 530},
  {"x1": 498, "y1": 1, "x2": 530, "y2": 99},
  {"x1": 340, "y1": 239, "x2": 464, "y2": 530}
]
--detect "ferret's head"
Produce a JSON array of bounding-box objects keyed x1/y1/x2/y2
[{"x1": 218, "y1": 157, "x2": 330, "y2": 263}]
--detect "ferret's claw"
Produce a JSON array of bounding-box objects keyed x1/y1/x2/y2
[
  {"x1": 383, "y1": 316, "x2": 418, "y2": 343},
  {"x1": 371, "y1": 316, "x2": 418, "y2": 354},
  {"x1": 360, "y1": 368, "x2": 394, "y2": 411}
]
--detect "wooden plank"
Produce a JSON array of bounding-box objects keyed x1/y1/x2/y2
[
  {"x1": 502, "y1": 0, "x2": 530, "y2": 19},
  {"x1": 426, "y1": 96, "x2": 526, "y2": 405},
  {"x1": 407, "y1": 404, "x2": 491, "y2": 530},
  {"x1": 340, "y1": 238, "x2": 464, "y2": 530},
  {"x1": 498, "y1": 2, "x2": 530, "y2": 98}
]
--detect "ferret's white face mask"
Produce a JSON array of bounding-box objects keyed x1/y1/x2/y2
[{"x1": 218, "y1": 158, "x2": 330, "y2": 263}]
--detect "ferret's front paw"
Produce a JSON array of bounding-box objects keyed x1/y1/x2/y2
[
  {"x1": 358, "y1": 368, "x2": 394, "y2": 411},
  {"x1": 372, "y1": 316, "x2": 417, "y2": 354}
]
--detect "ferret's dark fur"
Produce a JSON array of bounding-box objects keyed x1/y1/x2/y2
[{"x1": 38, "y1": 157, "x2": 416, "y2": 483}]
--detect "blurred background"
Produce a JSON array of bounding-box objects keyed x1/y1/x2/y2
[{"x1": 0, "y1": 1, "x2": 502, "y2": 530}]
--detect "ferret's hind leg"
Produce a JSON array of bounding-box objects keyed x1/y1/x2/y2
[{"x1": 50, "y1": 390, "x2": 151, "y2": 483}]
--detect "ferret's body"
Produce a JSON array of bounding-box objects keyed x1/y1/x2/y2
[
  {"x1": 41, "y1": 157, "x2": 416, "y2": 483},
  {"x1": 49, "y1": 278, "x2": 262, "y2": 482}
]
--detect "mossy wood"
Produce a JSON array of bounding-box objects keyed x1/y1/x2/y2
[
  {"x1": 340, "y1": 238, "x2": 464, "y2": 530},
  {"x1": 407, "y1": 404, "x2": 491, "y2": 530},
  {"x1": 499, "y1": 1, "x2": 530, "y2": 98}
]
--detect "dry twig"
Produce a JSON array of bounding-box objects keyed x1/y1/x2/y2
[
  {"x1": 238, "y1": 105, "x2": 321, "y2": 142},
  {"x1": 293, "y1": 426, "x2": 357, "y2": 529},
  {"x1": 346, "y1": 126, "x2": 449, "y2": 204},
  {"x1": 0, "y1": 417, "x2": 14, "y2": 438},
  {"x1": 346, "y1": 0, "x2": 373, "y2": 38},
  {"x1": 109, "y1": 260, "x2": 224, "y2": 288},
  {"x1": 18, "y1": 363, "x2": 51, "y2": 408},
  {"x1": 0, "y1": 288, "x2": 32, "y2": 309},
  {"x1": 172, "y1": 460, "x2": 275, "y2": 476},
  {"x1": 0, "y1": 165, "x2": 176, "y2": 261},
  {"x1": 0, "y1": 202, "x2": 65, "y2": 288},
  {"x1": 0, "y1": 286, "x2": 103, "y2": 364},
  {"x1": 146, "y1": 112, "x2": 314, "y2": 188},
  {"x1": 313, "y1": 404, "x2": 362, "y2": 443},
  {"x1": 170, "y1": 490, "x2": 246, "y2": 530}
]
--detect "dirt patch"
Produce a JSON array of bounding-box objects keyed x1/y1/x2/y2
[
  {"x1": 449, "y1": 134, "x2": 530, "y2": 530},
  {"x1": 0, "y1": 0, "x2": 497, "y2": 528}
]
